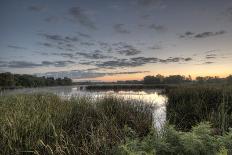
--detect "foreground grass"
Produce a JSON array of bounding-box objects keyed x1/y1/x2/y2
[
  {"x1": 0, "y1": 93, "x2": 231, "y2": 155},
  {"x1": 0, "y1": 94, "x2": 153, "y2": 154},
  {"x1": 117, "y1": 122, "x2": 232, "y2": 155}
]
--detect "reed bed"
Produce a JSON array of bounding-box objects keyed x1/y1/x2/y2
[
  {"x1": 0, "y1": 94, "x2": 154, "y2": 155},
  {"x1": 167, "y1": 85, "x2": 232, "y2": 132}
]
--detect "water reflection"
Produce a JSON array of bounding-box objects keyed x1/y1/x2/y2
[{"x1": 1, "y1": 86, "x2": 167, "y2": 128}]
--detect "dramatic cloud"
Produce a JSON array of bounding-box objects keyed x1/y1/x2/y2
[
  {"x1": 69, "y1": 7, "x2": 96, "y2": 29},
  {"x1": 28, "y1": 5, "x2": 46, "y2": 12},
  {"x1": 0, "y1": 60, "x2": 75, "y2": 68},
  {"x1": 149, "y1": 24, "x2": 167, "y2": 32},
  {"x1": 7, "y1": 45, "x2": 27, "y2": 50},
  {"x1": 114, "y1": 24, "x2": 130, "y2": 34},
  {"x1": 180, "y1": 31, "x2": 226, "y2": 39},
  {"x1": 36, "y1": 70, "x2": 149, "y2": 79}
]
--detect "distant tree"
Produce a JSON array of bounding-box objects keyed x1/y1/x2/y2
[
  {"x1": 227, "y1": 75, "x2": 232, "y2": 84},
  {"x1": 0, "y1": 72, "x2": 72, "y2": 88},
  {"x1": 0, "y1": 72, "x2": 15, "y2": 87},
  {"x1": 196, "y1": 76, "x2": 205, "y2": 83},
  {"x1": 164, "y1": 75, "x2": 186, "y2": 84},
  {"x1": 144, "y1": 75, "x2": 161, "y2": 84}
]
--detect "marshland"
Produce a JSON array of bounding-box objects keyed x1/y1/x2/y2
[
  {"x1": 0, "y1": 73, "x2": 232, "y2": 154},
  {"x1": 1, "y1": 0, "x2": 232, "y2": 154}
]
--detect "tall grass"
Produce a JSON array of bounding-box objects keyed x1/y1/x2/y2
[
  {"x1": 167, "y1": 86, "x2": 232, "y2": 132},
  {"x1": 0, "y1": 94, "x2": 154, "y2": 155}
]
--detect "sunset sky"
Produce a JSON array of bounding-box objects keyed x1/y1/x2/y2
[{"x1": 1, "y1": 0, "x2": 232, "y2": 81}]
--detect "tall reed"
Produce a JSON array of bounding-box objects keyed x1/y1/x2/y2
[
  {"x1": 167, "y1": 86, "x2": 232, "y2": 132},
  {"x1": 0, "y1": 94, "x2": 154, "y2": 155}
]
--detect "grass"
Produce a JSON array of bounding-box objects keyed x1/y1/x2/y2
[
  {"x1": 85, "y1": 84, "x2": 176, "y2": 91},
  {"x1": 0, "y1": 89, "x2": 232, "y2": 154},
  {"x1": 167, "y1": 85, "x2": 232, "y2": 132},
  {"x1": 117, "y1": 122, "x2": 232, "y2": 155},
  {"x1": 0, "y1": 94, "x2": 154, "y2": 155}
]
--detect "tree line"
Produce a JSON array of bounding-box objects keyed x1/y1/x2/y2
[
  {"x1": 0, "y1": 72, "x2": 72, "y2": 88},
  {"x1": 143, "y1": 74, "x2": 232, "y2": 84}
]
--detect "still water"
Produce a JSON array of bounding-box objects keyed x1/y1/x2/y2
[{"x1": 1, "y1": 86, "x2": 167, "y2": 128}]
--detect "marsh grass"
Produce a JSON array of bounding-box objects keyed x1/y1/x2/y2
[
  {"x1": 167, "y1": 86, "x2": 232, "y2": 132},
  {"x1": 0, "y1": 94, "x2": 154, "y2": 155},
  {"x1": 117, "y1": 122, "x2": 232, "y2": 155}
]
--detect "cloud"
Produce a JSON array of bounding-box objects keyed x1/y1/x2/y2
[
  {"x1": 96, "y1": 59, "x2": 138, "y2": 68},
  {"x1": 78, "y1": 32, "x2": 91, "y2": 38},
  {"x1": 180, "y1": 31, "x2": 226, "y2": 39},
  {"x1": 36, "y1": 70, "x2": 149, "y2": 79},
  {"x1": 159, "y1": 57, "x2": 192, "y2": 63},
  {"x1": 80, "y1": 42, "x2": 95, "y2": 46},
  {"x1": 179, "y1": 31, "x2": 195, "y2": 38},
  {"x1": 112, "y1": 42, "x2": 142, "y2": 56},
  {"x1": 194, "y1": 31, "x2": 226, "y2": 38},
  {"x1": 95, "y1": 56, "x2": 192, "y2": 69},
  {"x1": 39, "y1": 33, "x2": 79, "y2": 43},
  {"x1": 28, "y1": 5, "x2": 46, "y2": 12},
  {"x1": 38, "y1": 33, "x2": 80, "y2": 51},
  {"x1": 114, "y1": 24, "x2": 130, "y2": 34},
  {"x1": 149, "y1": 24, "x2": 167, "y2": 32},
  {"x1": 7, "y1": 45, "x2": 27, "y2": 50},
  {"x1": 205, "y1": 54, "x2": 217, "y2": 59},
  {"x1": 117, "y1": 45, "x2": 141, "y2": 56},
  {"x1": 0, "y1": 60, "x2": 75, "y2": 68},
  {"x1": 51, "y1": 53, "x2": 75, "y2": 59},
  {"x1": 203, "y1": 61, "x2": 214, "y2": 64},
  {"x1": 76, "y1": 50, "x2": 111, "y2": 59},
  {"x1": 69, "y1": 7, "x2": 96, "y2": 29}
]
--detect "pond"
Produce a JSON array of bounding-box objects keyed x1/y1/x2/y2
[{"x1": 0, "y1": 85, "x2": 167, "y2": 129}]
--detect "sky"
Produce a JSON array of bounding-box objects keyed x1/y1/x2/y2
[{"x1": 1, "y1": 0, "x2": 232, "y2": 81}]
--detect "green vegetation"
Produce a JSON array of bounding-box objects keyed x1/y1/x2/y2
[
  {"x1": 85, "y1": 84, "x2": 176, "y2": 91},
  {"x1": 0, "y1": 72, "x2": 72, "y2": 89},
  {"x1": 0, "y1": 93, "x2": 231, "y2": 154},
  {"x1": 0, "y1": 94, "x2": 153, "y2": 154},
  {"x1": 86, "y1": 74, "x2": 232, "y2": 91},
  {"x1": 167, "y1": 86, "x2": 232, "y2": 133},
  {"x1": 117, "y1": 122, "x2": 232, "y2": 155}
]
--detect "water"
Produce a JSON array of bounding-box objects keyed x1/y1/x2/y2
[{"x1": 1, "y1": 85, "x2": 167, "y2": 128}]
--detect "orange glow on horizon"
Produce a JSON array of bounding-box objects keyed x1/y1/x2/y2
[{"x1": 77, "y1": 72, "x2": 231, "y2": 82}]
